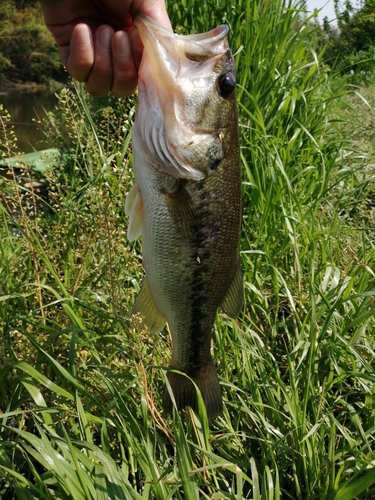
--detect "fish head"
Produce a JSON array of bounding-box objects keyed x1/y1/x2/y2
[{"x1": 133, "y1": 14, "x2": 238, "y2": 181}]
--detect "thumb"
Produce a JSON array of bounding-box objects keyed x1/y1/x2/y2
[{"x1": 130, "y1": 0, "x2": 172, "y2": 69}]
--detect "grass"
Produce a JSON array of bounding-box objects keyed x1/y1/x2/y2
[{"x1": 1, "y1": 0, "x2": 375, "y2": 498}]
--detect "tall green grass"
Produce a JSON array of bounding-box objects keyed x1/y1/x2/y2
[{"x1": 1, "y1": 0, "x2": 375, "y2": 498}]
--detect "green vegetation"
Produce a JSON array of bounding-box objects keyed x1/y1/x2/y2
[
  {"x1": 309, "y1": 0, "x2": 375, "y2": 82},
  {"x1": 0, "y1": 0, "x2": 64, "y2": 86},
  {"x1": 1, "y1": 0, "x2": 375, "y2": 498}
]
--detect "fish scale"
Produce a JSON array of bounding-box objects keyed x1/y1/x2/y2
[{"x1": 125, "y1": 14, "x2": 243, "y2": 419}]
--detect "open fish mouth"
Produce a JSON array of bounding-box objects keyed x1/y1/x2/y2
[{"x1": 133, "y1": 13, "x2": 229, "y2": 73}]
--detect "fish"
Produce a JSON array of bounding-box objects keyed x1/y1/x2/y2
[{"x1": 125, "y1": 13, "x2": 243, "y2": 419}]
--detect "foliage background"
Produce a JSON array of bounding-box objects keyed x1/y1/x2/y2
[
  {"x1": 0, "y1": 0, "x2": 65, "y2": 85},
  {"x1": 310, "y1": 0, "x2": 375, "y2": 82},
  {"x1": 1, "y1": 0, "x2": 375, "y2": 499}
]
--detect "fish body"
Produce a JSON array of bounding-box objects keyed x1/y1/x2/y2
[{"x1": 126, "y1": 14, "x2": 243, "y2": 419}]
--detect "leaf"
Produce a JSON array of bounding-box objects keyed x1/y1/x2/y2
[{"x1": 334, "y1": 467, "x2": 375, "y2": 500}]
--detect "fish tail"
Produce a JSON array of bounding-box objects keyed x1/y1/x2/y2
[{"x1": 162, "y1": 361, "x2": 223, "y2": 420}]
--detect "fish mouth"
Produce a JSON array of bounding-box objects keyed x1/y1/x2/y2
[
  {"x1": 133, "y1": 13, "x2": 228, "y2": 66},
  {"x1": 133, "y1": 13, "x2": 229, "y2": 78}
]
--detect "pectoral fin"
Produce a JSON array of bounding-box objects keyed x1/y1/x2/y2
[
  {"x1": 164, "y1": 181, "x2": 202, "y2": 238},
  {"x1": 131, "y1": 278, "x2": 166, "y2": 334},
  {"x1": 125, "y1": 184, "x2": 143, "y2": 241},
  {"x1": 220, "y1": 260, "x2": 243, "y2": 318}
]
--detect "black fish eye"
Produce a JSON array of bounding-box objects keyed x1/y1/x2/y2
[{"x1": 217, "y1": 73, "x2": 236, "y2": 97}]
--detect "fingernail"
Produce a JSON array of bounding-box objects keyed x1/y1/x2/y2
[
  {"x1": 76, "y1": 24, "x2": 91, "y2": 47},
  {"x1": 99, "y1": 26, "x2": 112, "y2": 52},
  {"x1": 114, "y1": 31, "x2": 131, "y2": 58}
]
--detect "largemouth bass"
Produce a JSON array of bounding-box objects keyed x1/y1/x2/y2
[{"x1": 125, "y1": 14, "x2": 243, "y2": 419}]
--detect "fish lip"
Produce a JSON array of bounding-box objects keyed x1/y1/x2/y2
[{"x1": 133, "y1": 13, "x2": 229, "y2": 42}]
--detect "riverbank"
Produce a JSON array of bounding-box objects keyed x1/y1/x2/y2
[
  {"x1": 0, "y1": 2, "x2": 65, "y2": 88},
  {"x1": 0, "y1": 77, "x2": 64, "y2": 96}
]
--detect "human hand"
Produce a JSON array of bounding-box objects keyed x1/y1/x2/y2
[{"x1": 40, "y1": 0, "x2": 172, "y2": 97}]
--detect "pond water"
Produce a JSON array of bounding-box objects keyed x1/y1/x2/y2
[{"x1": 0, "y1": 89, "x2": 58, "y2": 154}]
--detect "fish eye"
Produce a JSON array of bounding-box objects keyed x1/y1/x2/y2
[{"x1": 217, "y1": 73, "x2": 236, "y2": 97}]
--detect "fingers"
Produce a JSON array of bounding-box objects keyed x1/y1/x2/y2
[
  {"x1": 42, "y1": 0, "x2": 172, "y2": 97},
  {"x1": 66, "y1": 24, "x2": 94, "y2": 82},
  {"x1": 146, "y1": 0, "x2": 172, "y2": 31},
  {"x1": 132, "y1": 0, "x2": 172, "y2": 31},
  {"x1": 129, "y1": 26, "x2": 144, "y2": 71},
  {"x1": 111, "y1": 31, "x2": 138, "y2": 96},
  {"x1": 84, "y1": 25, "x2": 114, "y2": 97},
  {"x1": 131, "y1": 0, "x2": 172, "y2": 70},
  {"x1": 66, "y1": 24, "x2": 137, "y2": 97}
]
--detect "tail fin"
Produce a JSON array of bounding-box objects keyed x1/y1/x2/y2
[{"x1": 162, "y1": 362, "x2": 223, "y2": 419}]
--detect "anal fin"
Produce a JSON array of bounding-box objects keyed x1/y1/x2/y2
[
  {"x1": 220, "y1": 259, "x2": 243, "y2": 318},
  {"x1": 125, "y1": 183, "x2": 144, "y2": 241},
  {"x1": 131, "y1": 278, "x2": 166, "y2": 334}
]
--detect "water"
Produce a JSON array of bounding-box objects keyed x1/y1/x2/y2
[{"x1": 0, "y1": 89, "x2": 57, "y2": 154}]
